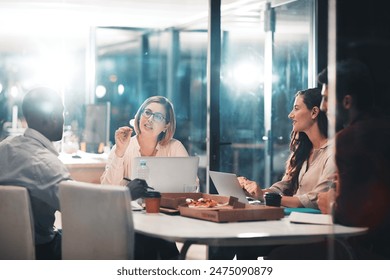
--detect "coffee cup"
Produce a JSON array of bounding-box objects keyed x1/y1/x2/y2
[
  {"x1": 143, "y1": 191, "x2": 161, "y2": 213},
  {"x1": 264, "y1": 192, "x2": 282, "y2": 207}
]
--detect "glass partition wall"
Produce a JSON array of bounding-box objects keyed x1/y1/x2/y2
[
  {"x1": 0, "y1": 25, "x2": 87, "y2": 149},
  {"x1": 0, "y1": 0, "x2": 316, "y2": 193},
  {"x1": 91, "y1": 0, "x2": 316, "y2": 192},
  {"x1": 218, "y1": 0, "x2": 315, "y2": 191}
]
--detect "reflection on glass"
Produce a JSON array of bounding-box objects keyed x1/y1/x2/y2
[
  {"x1": 0, "y1": 25, "x2": 86, "y2": 142},
  {"x1": 220, "y1": 0, "x2": 314, "y2": 188}
]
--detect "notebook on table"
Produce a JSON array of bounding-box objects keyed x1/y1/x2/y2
[
  {"x1": 284, "y1": 207, "x2": 321, "y2": 215},
  {"x1": 131, "y1": 156, "x2": 199, "y2": 193},
  {"x1": 209, "y1": 171, "x2": 264, "y2": 204},
  {"x1": 289, "y1": 212, "x2": 333, "y2": 225}
]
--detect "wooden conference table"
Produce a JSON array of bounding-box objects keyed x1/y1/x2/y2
[{"x1": 133, "y1": 212, "x2": 368, "y2": 259}]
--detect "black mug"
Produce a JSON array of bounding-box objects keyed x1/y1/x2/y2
[{"x1": 264, "y1": 192, "x2": 282, "y2": 207}]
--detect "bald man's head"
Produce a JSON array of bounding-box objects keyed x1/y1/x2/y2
[{"x1": 22, "y1": 87, "x2": 64, "y2": 141}]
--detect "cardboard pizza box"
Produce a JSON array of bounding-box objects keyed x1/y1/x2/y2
[{"x1": 178, "y1": 204, "x2": 284, "y2": 223}]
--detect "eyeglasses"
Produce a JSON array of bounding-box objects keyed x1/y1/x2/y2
[{"x1": 141, "y1": 109, "x2": 166, "y2": 123}]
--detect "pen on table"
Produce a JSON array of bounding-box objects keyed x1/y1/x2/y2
[{"x1": 123, "y1": 177, "x2": 155, "y2": 190}]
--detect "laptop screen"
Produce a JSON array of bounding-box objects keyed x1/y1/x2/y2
[
  {"x1": 209, "y1": 171, "x2": 250, "y2": 203},
  {"x1": 209, "y1": 171, "x2": 264, "y2": 204},
  {"x1": 131, "y1": 156, "x2": 199, "y2": 193}
]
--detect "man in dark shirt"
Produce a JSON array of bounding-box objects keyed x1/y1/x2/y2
[{"x1": 317, "y1": 59, "x2": 390, "y2": 259}]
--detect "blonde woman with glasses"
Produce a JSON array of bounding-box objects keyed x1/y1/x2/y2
[
  {"x1": 101, "y1": 96, "x2": 189, "y2": 260},
  {"x1": 101, "y1": 95, "x2": 189, "y2": 186}
]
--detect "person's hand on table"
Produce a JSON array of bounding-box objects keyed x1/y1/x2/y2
[
  {"x1": 125, "y1": 178, "x2": 152, "y2": 200},
  {"x1": 114, "y1": 126, "x2": 133, "y2": 157},
  {"x1": 318, "y1": 188, "x2": 336, "y2": 214},
  {"x1": 237, "y1": 176, "x2": 264, "y2": 200}
]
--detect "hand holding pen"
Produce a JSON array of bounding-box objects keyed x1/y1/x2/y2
[{"x1": 124, "y1": 177, "x2": 154, "y2": 200}]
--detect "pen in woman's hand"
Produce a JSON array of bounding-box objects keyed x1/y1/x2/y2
[{"x1": 123, "y1": 177, "x2": 155, "y2": 190}]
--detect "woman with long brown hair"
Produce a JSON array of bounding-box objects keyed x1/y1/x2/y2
[{"x1": 241, "y1": 87, "x2": 335, "y2": 209}]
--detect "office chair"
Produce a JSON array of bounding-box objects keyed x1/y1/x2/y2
[
  {"x1": 59, "y1": 181, "x2": 134, "y2": 259},
  {"x1": 0, "y1": 186, "x2": 35, "y2": 260}
]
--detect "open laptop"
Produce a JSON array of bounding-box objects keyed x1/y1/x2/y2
[
  {"x1": 209, "y1": 171, "x2": 264, "y2": 204},
  {"x1": 131, "y1": 156, "x2": 199, "y2": 193}
]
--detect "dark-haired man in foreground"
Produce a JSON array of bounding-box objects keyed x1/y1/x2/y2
[
  {"x1": 0, "y1": 87, "x2": 71, "y2": 259},
  {"x1": 316, "y1": 59, "x2": 390, "y2": 259}
]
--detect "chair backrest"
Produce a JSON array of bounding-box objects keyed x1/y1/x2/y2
[
  {"x1": 0, "y1": 186, "x2": 35, "y2": 260},
  {"x1": 59, "y1": 180, "x2": 134, "y2": 260}
]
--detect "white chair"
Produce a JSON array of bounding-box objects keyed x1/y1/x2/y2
[
  {"x1": 0, "y1": 186, "x2": 35, "y2": 260},
  {"x1": 59, "y1": 181, "x2": 134, "y2": 259}
]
